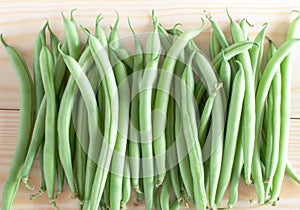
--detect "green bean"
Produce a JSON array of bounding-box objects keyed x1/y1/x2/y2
[
  {"x1": 174, "y1": 82, "x2": 195, "y2": 204},
  {"x1": 209, "y1": 30, "x2": 221, "y2": 60},
  {"x1": 160, "y1": 172, "x2": 171, "y2": 210},
  {"x1": 28, "y1": 14, "x2": 79, "y2": 198},
  {"x1": 128, "y1": 18, "x2": 143, "y2": 194},
  {"x1": 264, "y1": 87, "x2": 274, "y2": 180},
  {"x1": 95, "y1": 13, "x2": 108, "y2": 51},
  {"x1": 57, "y1": 46, "x2": 93, "y2": 201},
  {"x1": 138, "y1": 14, "x2": 161, "y2": 210},
  {"x1": 77, "y1": 64, "x2": 100, "y2": 204},
  {"x1": 21, "y1": 100, "x2": 46, "y2": 190},
  {"x1": 240, "y1": 18, "x2": 252, "y2": 40},
  {"x1": 56, "y1": 158, "x2": 64, "y2": 196},
  {"x1": 48, "y1": 24, "x2": 61, "y2": 62},
  {"x1": 20, "y1": 23, "x2": 47, "y2": 190},
  {"x1": 62, "y1": 11, "x2": 81, "y2": 60},
  {"x1": 250, "y1": 23, "x2": 268, "y2": 90},
  {"x1": 170, "y1": 199, "x2": 180, "y2": 210},
  {"x1": 153, "y1": 25, "x2": 203, "y2": 187},
  {"x1": 168, "y1": 27, "x2": 226, "y2": 209},
  {"x1": 215, "y1": 62, "x2": 245, "y2": 208},
  {"x1": 197, "y1": 95, "x2": 215, "y2": 147},
  {"x1": 269, "y1": 13, "x2": 300, "y2": 204},
  {"x1": 264, "y1": 42, "x2": 282, "y2": 199},
  {"x1": 121, "y1": 155, "x2": 131, "y2": 209},
  {"x1": 75, "y1": 96, "x2": 88, "y2": 207},
  {"x1": 253, "y1": 38, "x2": 299, "y2": 204},
  {"x1": 227, "y1": 125, "x2": 244, "y2": 209},
  {"x1": 108, "y1": 15, "x2": 131, "y2": 210},
  {"x1": 194, "y1": 81, "x2": 206, "y2": 106},
  {"x1": 166, "y1": 95, "x2": 181, "y2": 199},
  {"x1": 253, "y1": 39, "x2": 299, "y2": 201},
  {"x1": 0, "y1": 35, "x2": 35, "y2": 210},
  {"x1": 190, "y1": 47, "x2": 226, "y2": 210},
  {"x1": 34, "y1": 22, "x2": 47, "y2": 112},
  {"x1": 48, "y1": 25, "x2": 66, "y2": 197},
  {"x1": 209, "y1": 18, "x2": 229, "y2": 49},
  {"x1": 211, "y1": 41, "x2": 256, "y2": 70},
  {"x1": 59, "y1": 44, "x2": 103, "y2": 208},
  {"x1": 227, "y1": 10, "x2": 256, "y2": 186},
  {"x1": 103, "y1": 174, "x2": 110, "y2": 208},
  {"x1": 286, "y1": 160, "x2": 300, "y2": 184},
  {"x1": 158, "y1": 23, "x2": 172, "y2": 53},
  {"x1": 180, "y1": 51, "x2": 206, "y2": 210},
  {"x1": 219, "y1": 50, "x2": 231, "y2": 100},
  {"x1": 209, "y1": 18, "x2": 238, "y2": 74},
  {"x1": 85, "y1": 33, "x2": 119, "y2": 210},
  {"x1": 170, "y1": 46, "x2": 195, "y2": 204},
  {"x1": 153, "y1": 177, "x2": 161, "y2": 210},
  {"x1": 40, "y1": 42, "x2": 58, "y2": 208},
  {"x1": 82, "y1": 43, "x2": 110, "y2": 207}
]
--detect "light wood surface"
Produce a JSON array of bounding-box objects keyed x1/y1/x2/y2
[{"x1": 0, "y1": 0, "x2": 300, "y2": 209}]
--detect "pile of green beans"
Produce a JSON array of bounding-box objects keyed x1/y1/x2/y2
[{"x1": 1, "y1": 10, "x2": 300, "y2": 210}]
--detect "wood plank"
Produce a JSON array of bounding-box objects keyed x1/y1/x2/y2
[
  {"x1": 0, "y1": 109, "x2": 300, "y2": 209},
  {"x1": 0, "y1": 0, "x2": 300, "y2": 117}
]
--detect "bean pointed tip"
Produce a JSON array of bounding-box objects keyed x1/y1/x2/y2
[{"x1": 0, "y1": 33, "x2": 8, "y2": 47}]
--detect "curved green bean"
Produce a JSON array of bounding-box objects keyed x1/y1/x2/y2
[
  {"x1": 85, "y1": 34, "x2": 119, "y2": 210},
  {"x1": 228, "y1": 11, "x2": 256, "y2": 186},
  {"x1": 153, "y1": 25, "x2": 203, "y2": 186},
  {"x1": 215, "y1": 62, "x2": 245, "y2": 208},
  {"x1": 40, "y1": 43, "x2": 58, "y2": 208},
  {"x1": 269, "y1": 14, "x2": 300, "y2": 204},
  {"x1": 128, "y1": 18, "x2": 144, "y2": 194},
  {"x1": 108, "y1": 15, "x2": 131, "y2": 210},
  {"x1": 180, "y1": 52, "x2": 206, "y2": 210},
  {"x1": 0, "y1": 35, "x2": 35, "y2": 210}
]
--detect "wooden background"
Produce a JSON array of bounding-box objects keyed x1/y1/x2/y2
[{"x1": 1, "y1": 0, "x2": 300, "y2": 209}]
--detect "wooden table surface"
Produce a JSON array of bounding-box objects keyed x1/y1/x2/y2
[{"x1": 0, "y1": 0, "x2": 300, "y2": 209}]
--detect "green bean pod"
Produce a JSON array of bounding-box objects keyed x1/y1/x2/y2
[
  {"x1": 0, "y1": 35, "x2": 35, "y2": 210},
  {"x1": 228, "y1": 11, "x2": 256, "y2": 186},
  {"x1": 59, "y1": 45, "x2": 102, "y2": 208},
  {"x1": 269, "y1": 14, "x2": 300, "y2": 204},
  {"x1": 20, "y1": 23, "x2": 47, "y2": 190},
  {"x1": 215, "y1": 62, "x2": 245, "y2": 208},
  {"x1": 108, "y1": 16, "x2": 131, "y2": 210},
  {"x1": 121, "y1": 155, "x2": 131, "y2": 209},
  {"x1": 249, "y1": 23, "x2": 268, "y2": 90},
  {"x1": 75, "y1": 97, "x2": 88, "y2": 206},
  {"x1": 209, "y1": 30, "x2": 221, "y2": 60},
  {"x1": 160, "y1": 172, "x2": 171, "y2": 210},
  {"x1": 57, "y1": 47, "x2": 94, "y2": 201},
  {"x1": 40, "y1": 43, "x2": 57, "y2": 208},
  {"x1": 138, "y1": 15, "x2": 161, "y2": 210},
  {"x1": 212, "y1": 41, "x2": 256, "y2": 70},
  {"x1": 227, "y1": 125, "x2": 244, "y2": 208},
  {"x1": 197, "y1": 95, "x2": 215, "y2": 147},
  {"x1": 286, "y1": 160, "x2": 300, "y2": 184},
  {"x1": 219, "y1": 51, "x2": 231, "y2": 100},
  {"x1": 254, "y1": 38, "x2": 300, "y2": 204},
  {"x1": 168, "y1": 27, "x2": 226, "y2": 209},
  {"x1": 180, "y1": 52, "x2": 206, "y2": 210},
  {"x1": 85, "y1": 34, "x2": 119, "y2": 210},
  {"x1": 152, "y1": 26, "x2": 203, "y2": 186},
  {"x1": 265, "y1": 71, "x2": 281, "y2": 199},
  {"x1": 128, "y1": 18, "x2": 144, "y2": 194},
  {"x1": 264, "y1": 41, "x2": 282, "y2": 200},
  {"x1": 166, "y1": 95, "x2": 181, "y2": 199}
]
